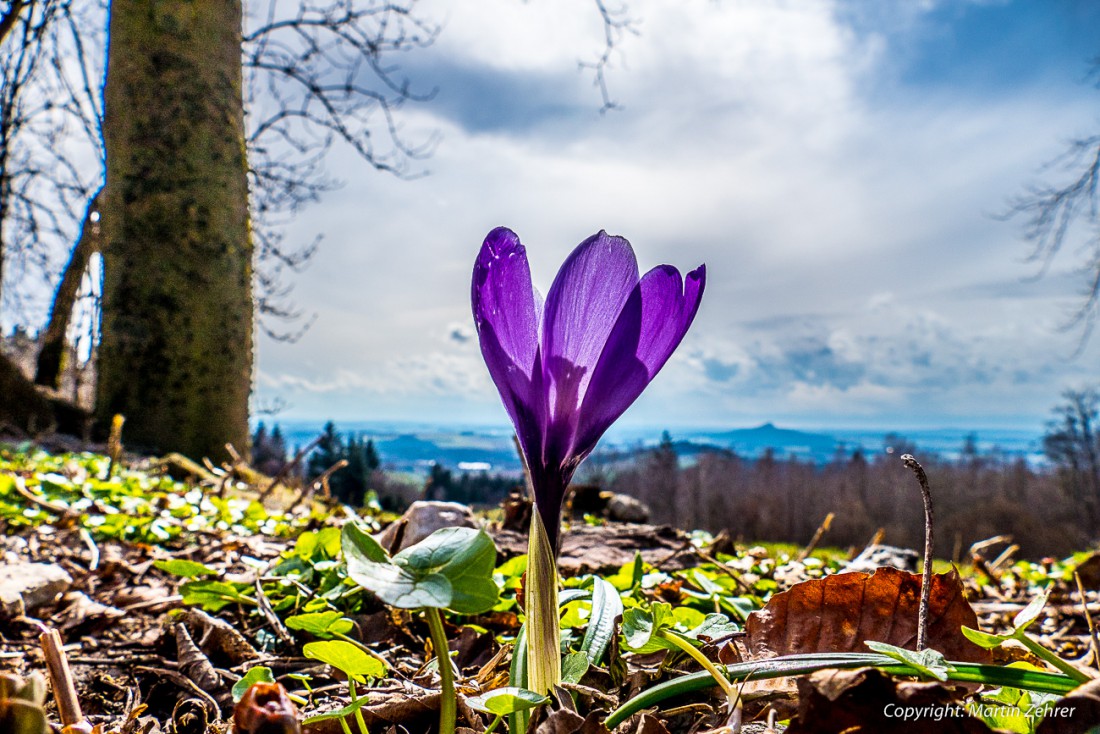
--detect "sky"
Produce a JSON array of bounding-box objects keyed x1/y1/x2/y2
[{"x1": 254, "y1": 0, "x2": 1100, "y2": 435}]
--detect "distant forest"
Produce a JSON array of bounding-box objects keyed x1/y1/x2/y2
[{"x1": 259, "y1": 389, "x2": 1100, "y2": 558}]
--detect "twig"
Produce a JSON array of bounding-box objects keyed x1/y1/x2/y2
[
  {"x1": 797, "y1": 512, "x2": 835, "y2": 562},
  {"x1": 989, "y1": 544, "x2": 1020, "y2": 571},
  {"x1": 106, "y1": 413, "x2": 124, "y2": 478},
  {"x1": 78, "y1": 527, "x2": 99, "y2": 571},
  {"x1": 134, "y1": 666, "x2": 222, "y2": 721},
  {"x1": 287, "y1": 459, "x2": 347, "y2": 510},
  {"x1": 851, "y1": 528, "x2": 885, "y2": 559},
  {"x1": 9, "y1": 474, "x2": 77, "y2": 517},
  {"x1": 901, "y1": 454, "x2": 934, "y2": 651},
  {"x1": 121, "y1": 595, "x2": 183, "y2": 612},
  {"x1": 692, "y1": 548, "x2": 755, "y2": 596},
  {"x1": 259, "y1": 434, "x2": 322, "y2": 502},
  {"x1": 254, "y1": 578, "x2": 295, "y2": 647},
  {"x1": 40, "y1": 628, "x2": 93, "y2": 733},
  {"x1": 1075, "y1": 572, "x2": 1100, "y2": 672}
]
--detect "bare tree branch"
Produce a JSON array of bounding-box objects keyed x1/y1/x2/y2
[
  {"x1": 0, "y1": 0, "x2": 28, "y2": 47},
  {"x1": 580, "y1": 0, "x2": 640, "y2": 113},
  {"x1": 34, "y1": 184, "x2": 99, "y2": 387},
  {"x1": 1008, "y1": 62, "x2": 1100, "y2": 345},
  {"x1": 241, "y1": 0, "x2": 440, "y2": 332}
]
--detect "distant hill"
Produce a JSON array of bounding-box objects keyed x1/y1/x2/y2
[
  {"x1": 273, "y1": 420, "x2": 1044, "y2": 476},
  {"x1": 693, "y1": 422, "x2": 840, "y2": 461}
]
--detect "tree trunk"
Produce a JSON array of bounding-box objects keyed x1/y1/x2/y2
[
  {"x1": 0, "y1": 353, "x2": 88, "y2": 437},
  {"x1": 36, "y1": 187, "x2": 102, "y2": 388},
  {"x1": 97, "y1": 0, "x2": 252, "y2": 462}
]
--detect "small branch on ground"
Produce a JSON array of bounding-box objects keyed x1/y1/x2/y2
[
  {"x1": 40, "y1": 628, "x2": 93, "y2": 733},
  {"x1": 901, "y1": 454, "x2": 934, "y2": 651},
  {"x1": 1075, "y1": 571, "x2": 1100, "y2": 672},
  {"x1": 797, "y1": 512, "x2": 835, "y2": 562}
]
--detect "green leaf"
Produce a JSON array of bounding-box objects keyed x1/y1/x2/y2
[
  {"x1": 691, "y1": 568, "x2": 723, "y2": 597},
  {"x1": 466, "y1": 687, "x2": 548, "y2": 716},
  {"x1": 687, "y1": 613, "x2": 739, "y2": 642},
  {"x1": 316, "y1": 527, "x2": 343, "y2": 558},
  {"x1": 863, "y1": 642, "x2": 953, "y2": 681},
  {"x1": 285, "y1": 611, "x2": 355, "y2": 637},
  {"x1": 180, "y1": 580, "x2": 253, "y2": 611},
  {"x1": 621, "y1": 603, "x2": 677, "y2": 654},
  {"x1": 962, "y1": 625, "x2": 1011, "y2": 650},
  {"x1": 154, "y1": 559, "x2": 217, "y2": 579},
  {"x1": 580, "y1": 577, "x2": 623, "y2": 666},
  {"x1": 561, "y1": 651, "x2": 590, "y2": 685},
  {"x1": 344, "y1": 526, "x2": 498, "y2": 613},
  {"x1": 302, "y1": 640, "x2": 387, "y2": 682},
  {"x1": 558, "y1": 588, "x2": 591, "y2": 606},
  {"x1": 494, "y1": 554, "x2": 528, "y2": 582},
  {"x1": 341, "y1": 521, "x2": 389, "y2": 565},
  {"x1": 302, "y1": 695, "x2": 372, "y2": 724},
  {"x1": 232, "y1": 666, "x2": 275, "y2": 702},
  {"x1": 631, "y1": 551, "x2": 645, "y2": 589},
  {"x1": 508, "y1": 624, "x2": 530, "y2": 734},
  {"x1": 1012, "y1": 589, "x2": 1050, "y2": 632},
  {"x1": 671, "y1": 606, "x2": 706, "y2": 630},
  {"x1": 559, "y1": 600, "x2": 591, "y2": 630}
]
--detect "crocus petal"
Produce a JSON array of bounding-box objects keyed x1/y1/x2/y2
[
  {"x1": 472, "y1": 228, "x2": 544, "y2": 459},
  {"x1": 572, "y1": 263, "x2": 706, "y2": 459},
  {"x1": 539, "y1": 231, "x2": 639, "y2": 466}
]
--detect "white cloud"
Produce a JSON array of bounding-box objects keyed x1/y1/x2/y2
[{"x1": 257, "y1": 0, "x2": 1100, "y2": 431}]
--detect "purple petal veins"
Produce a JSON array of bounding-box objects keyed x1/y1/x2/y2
[{"x1": 472, "y1": 227, "x2": 705, "y2": 550}]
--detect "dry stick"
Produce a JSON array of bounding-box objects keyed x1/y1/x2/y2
[
  {"x1": 40, "y1": 628, "x2": 93, "y2": 734},
  {"x1": 259, "y1": 434, "x2": 323, "y2": 502},
  {"x1": 254, "y1": 578, "x2": 296, "y2": 647},
  {"x1": 106, "y1": 413, "x2": 125, "y2": 478},
  {"x1": 797, "y1": 512, "x2": 835, "y2": 562},
  {"x1": 901, "y1": 454, "x2": 934, "y2": 651},
  {"x1": 1074, "y1": 571, "x2": 1100, "y2": 672},
  {"x1": 288, "y1": 459, "x2": 348, "y2": 511},
  {"x1": 9, "y1": 474, "x2": 76, "y2": 517},
  {"x1": 77, "y1": 528, "x2": 99, "y2": 571},
  {"x1": 852, "y1": 528, "x2": 886, "y2": 559},
  {"x1": 693, "y1": 548, "x2": 756, "y2": 595},
  {"x1": 134, "y1": 666, "x2": 221, "y2": 721}
]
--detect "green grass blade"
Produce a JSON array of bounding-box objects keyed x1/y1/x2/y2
[
  {"x1": 604, "y1": 653, "x2": 1080, "y2": 729},
  {"x1": 580, "y1": 577, "x2": 623, "y2": 667}
]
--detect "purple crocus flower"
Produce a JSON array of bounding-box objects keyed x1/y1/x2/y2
[{"x1": 472, "y1": 227, "x2": 706, "y2": 549}]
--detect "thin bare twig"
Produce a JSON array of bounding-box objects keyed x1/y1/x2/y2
[
  {"x1": 797, "y1": 512, "x2": 835, "y2": 562},
  {"x1": 901, "y1": 454, "x2": 934, "y2": 651},
  {"x1": 40, "y1": 628, "x2": 93, "y2": 733},
  {"x1": 134, "y1": 666, "x2": 221, "y2": 721},
  {"x1": 254, "y1": 578, "x2": 296, "y2": 647},
  {"x1": 1075, "y1": 572, "x2": 1100, "y2": 672}
]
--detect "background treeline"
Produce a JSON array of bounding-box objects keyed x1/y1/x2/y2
[
  {"x1": 254, "y1": 388, "x2": 1100, "y2": 558},
  {"x1": 252, "y1": 420, "x2": 517, "y2": 511},
  {"x1": 592, "y1": 389, "x2": 1100, "y2": 558},
  {"x1": 594, "y1": 440, "x2": 1077, "y2": 558}
]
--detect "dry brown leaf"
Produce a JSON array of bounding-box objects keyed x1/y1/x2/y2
[
  {"x1": 745, "y1": 568, "x2": 991, "y2": 663},
  {"x1": 1071, "y1": 553, "x2": 1100, "y2": 591},
  {"x1": 303, "y1": 681, "x2": 480, "y2": 734},
  {"x1": 634, "y1": 713, "x2": 671, "y2": 734},
  {"x1": 784, "y1": 667, "x2": 993, "y2": 734},
  {"x1": 1035, "y1": 678, "x2": 1100, "y2": 734},
  {"x1": 177, "y1": 607, "x2": 260, "y2": 665},
  {"x1": 535, "y1": 709, "x2": 609, "y2": 734}
]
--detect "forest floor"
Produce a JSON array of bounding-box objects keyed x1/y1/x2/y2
[{"x1": 1, "y1": 442, "x2": 1099, "y2": 734}]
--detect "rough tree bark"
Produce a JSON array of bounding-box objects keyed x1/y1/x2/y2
[{"x1": 96, "y1": 0, "x2": 252, "y2": 461}]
